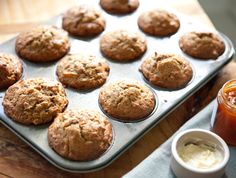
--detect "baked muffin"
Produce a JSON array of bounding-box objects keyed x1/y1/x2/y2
[
  {"x1": 100, "y1": 30, "x2": 147, "y2": 61},
  {"x1": 62, "y1": 6, "x2": 106, "y2": 37},
  {"x1": 179, "y1": 32, "x2": 225, "y2": 59},
  {"x1": 3, "y1": 78, "x2": 68, "y2": 125},
  {"x1": 99, "y1": 80, "x2": 155, "y2": 121},
  {"x1": 15, "y1": 25, "x2": 70, "y2": 62},
  {"x1": 140, "y1": 53, "x2": 193, "y2": 89},
  {"x1": 138, "y1": 9, "x2": 180, "y2": 36},
  {"x1": 56, "y1": 54, "x2": 110, "y2": 90},
  {"x1": 100, "y1": 0, "x2": 139, "y2": 14},
  {"x1": 48, "y1": 109, "x2": 113, "y2": 161},
  {"x1": 0, "y1": 53, "x2": 23, "y2": 89}
]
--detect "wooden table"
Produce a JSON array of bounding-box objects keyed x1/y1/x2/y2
[{"x1": 0, "y1": 0, "x2": 235, "y2": 177}]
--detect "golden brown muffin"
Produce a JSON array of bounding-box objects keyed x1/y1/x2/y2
[
  {"x1": 48, "y1": 109, "x2": 113, "y2": 161},
  {"x1": 179, "y1": 32, "x2": 225, "y2": 59},
  {"x1": 140, "y1": 53, "x2": 193, "y2": 89},
  {"x1": 3, "y1": 78, "x2": 68, "y2": 125},
  {"x1": 0, "y1": 53, "x2": 23, "y2": 89},
  {"x1": 100, "y1": 0, "x2": 139, "y2": 14},
  {"x1": 100, "y1": 30, "x2": 147, "y2": 61},
  {"x1": 138, "y1": 9, "x2": 180, "y2": 36},
  {"x1": 15, "y1": 25, "x2": 70, "y2": 62},
  {"x1": 99, "y1": 80, "x2": 155, "y2": 121},
  {"x1": 56, "y1": 54, "x2": 110, "y2": 90},
  {"x1": 62, "y1": 6, "x2": 106, "y2": 37}
]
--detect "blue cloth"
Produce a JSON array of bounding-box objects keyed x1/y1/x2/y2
[{"x1": 123, "y1": 101, "x2": 236, "y2": 178}]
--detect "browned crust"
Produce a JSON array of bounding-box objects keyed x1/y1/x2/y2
[
  {"x1": 62, "y1": 6, "x2": 106, "y2": 37},
  {"x1": 100, "y1": 30, "x2": 147, "y2": 61},
  {"x1": 138, "y1": 9, "x2": 180, "y2": 36},
  {"x1": 179, "y1": 32, "x2": 225, "y2": 59},
  {"x1": 0, "y1": 53, "x2": 23, "y2": 89},
  {"x1": 99, "y1": 80, "x2": 155, "y2": 121},
  {"x1": 48, "y1": 109, "x2": 113, "y2": 161},
  {"x1": 140, "y1": 53, "x2": 193, "y2": 89},
  {"x1": 56, "y1": 54, "x2": 110, "y2": 90},
  {"x1": 15, "y1": 25, "x2": 70, "y2": 62},
  {"x1": 3, "y1": 78, "x2": 68, "y2": 125},
  {"x1": 100, "y1": 0, "x2": 139, "y2": 14}
]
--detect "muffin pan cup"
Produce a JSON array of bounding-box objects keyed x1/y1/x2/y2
[{"x1": 0, "y1": 0, "x2": 235, "y2": 172}]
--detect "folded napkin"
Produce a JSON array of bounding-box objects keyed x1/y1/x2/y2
[{"x1": 123, "y1": 101, "x2": 236, "y2": 178}]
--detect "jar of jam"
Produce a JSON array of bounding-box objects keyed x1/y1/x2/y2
[{"x1": 211, "y1": 79, "x2": 236, "y2": 146}]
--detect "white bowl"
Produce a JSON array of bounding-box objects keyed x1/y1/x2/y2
[{"x1": 171, "y1": 129, "x2": 229, "y2": 178}]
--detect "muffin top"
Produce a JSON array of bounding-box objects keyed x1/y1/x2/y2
[
  {"x1": 16, "y1": 25, "x2": 70, "y2": 62},
  {"x1": 100, "y1": 0, "x2": 139, "y2": 14},
  {"x1": 3, "y1": 78, "x2": 68, "y2": 125},
  {"x1": 138, "y1": 9, "x2": 180, "y2": 36},
  {"x1": 179, "y1": 32, "x2": 225, "y2": 59},
  {"x1": 0, "y1": 53, "x2": 23, "y2": 89},
  {"x1": 56, "y1": 54, "x2": 110, "y2": 90},
  {"x1": 99, "y1": 80, "x2": 155, "y2": 121},
  {"x1": 62, "y1": 6, "x2": 106, "y2": 37},
  {"x1": 140, "y1": 53, "x2": 193, "y2": 89},
  {"x1": 48, "y1": 109, "x2": 113, "y2": 161},
  {"x1": 100, "y1": 30, "x2": 147, "y2": 61}
]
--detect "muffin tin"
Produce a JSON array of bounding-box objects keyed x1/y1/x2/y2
[{"x1": 0, "y1": 0, "x2": 234, "y2": 172}]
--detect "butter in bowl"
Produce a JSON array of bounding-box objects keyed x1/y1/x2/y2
[{"x1": 170, "y1": 129, "x2": 229, "y2": 178}]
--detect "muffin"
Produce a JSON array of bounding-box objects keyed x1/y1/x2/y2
[
  {"x1": 99, "y1": 80, "x2": 155, "y2": 121},
  {"x1": 62, "y1": 6, "x2": 106, "y2": 37},
  {"x1": 140, "y1": 53, "x2": 193, "y2": 89},
  {"x1": 100, "y1": 30, "x2": 147, "y2": 61},
  {"x1": 100, "y1": 0, "x2": 139, "y2": 14},
  {"x1": 3, "y1": 78, "x2": 68, "y2": 125},
  {"x1": 56, "y1": 54, "x2": 110, "y2": 90},
  {"x1": 15, "y1": 25, "x2": 70, "y2": 62},
  {"x1": 0, "y1": 53, "x2": 23, "y2": 89},
  {"x1": 138, "y1": 9, "x2": 180, "y2": 36},
  {"x1": 48, "y1": 109, "x2": 113, "y2": 161},
  {"x1": 179, "y1": 32, "x2": 225, "y2": 59}
]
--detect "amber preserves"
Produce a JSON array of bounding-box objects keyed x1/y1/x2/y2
[{"x1": 212, "y1": 80, "x2": 236, "y2": 146}]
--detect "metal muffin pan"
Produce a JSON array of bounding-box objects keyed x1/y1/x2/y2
[{"x1": 0, "y1": 0, "x2": 234, "y2": 172}]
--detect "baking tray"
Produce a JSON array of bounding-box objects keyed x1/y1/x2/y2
[{"x1": 0, "y1": 0, "x2": 234, "y2": 173}]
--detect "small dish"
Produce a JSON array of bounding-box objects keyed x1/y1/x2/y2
[{"x1": 171, "y1": 129, "x2": 229, "y2": 178}]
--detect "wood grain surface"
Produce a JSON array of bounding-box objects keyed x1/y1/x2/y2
[{"x1": 0, "y1": 0, "x2": 235, "y2": 178}]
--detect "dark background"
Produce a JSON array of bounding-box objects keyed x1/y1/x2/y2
[{"x1": 199, "y1": 0, "x2": 236, "y2": 46}]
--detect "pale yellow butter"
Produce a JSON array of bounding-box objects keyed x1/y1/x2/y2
[{"x1": 178, "y1": 142, "x2": 223, "y2": 169}]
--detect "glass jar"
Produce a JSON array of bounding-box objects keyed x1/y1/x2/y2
[{"x1": 211, "y1": 79, "x2": 236, "y2": 146}]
